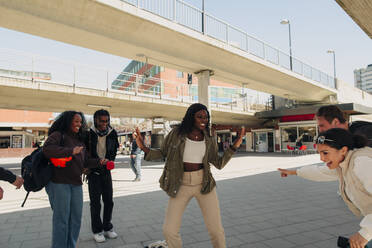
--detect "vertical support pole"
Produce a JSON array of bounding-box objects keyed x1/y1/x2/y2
[
  {"x1": 73, "y1": 65, "x2": 76, "y2": 93},
  {"x1": 31, "y1": 57, "x2": 35, "y2": 83},
  {"x1": 135, "y1": 74, "x2": 139, "y2": 96},
  {"x1": 106, "y1": 71, "x2": 109, "y2": 92},
  {"x1": 173, "y1": 0, "x2": 176, "y2": 21},
  {"x1": 196, "y1": 70, "x2": 211, "y2": 109},
  {"x1": 196, "y1": 70, "x2": 212, "y2": 128}
]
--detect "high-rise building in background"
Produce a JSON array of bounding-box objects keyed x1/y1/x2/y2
[{"x1": 354, "y1": 64, "x2": 372, "y2": 94}]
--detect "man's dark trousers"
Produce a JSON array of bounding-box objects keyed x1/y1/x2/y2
[{"x1": 88, "y1": 171, "x2": 114, "y2": 234}]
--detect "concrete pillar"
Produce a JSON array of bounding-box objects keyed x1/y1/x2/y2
[{"x1": 196, "y1": 70, "x2": 212, "y2": 109}]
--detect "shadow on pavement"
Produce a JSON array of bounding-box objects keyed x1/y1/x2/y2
[{"x1": 0, "y1": 168, "x2": 359, "y2": 248}]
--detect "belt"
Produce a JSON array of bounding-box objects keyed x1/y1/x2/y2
[{"x1": 184, "y1": 164, "x2": 204, "y2": 172}]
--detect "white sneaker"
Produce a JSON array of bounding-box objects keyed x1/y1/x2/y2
[
  {"x1": 93, "y1": 232, "x2": 106, "y2": 243},
  {"x1": 104, "y1": 229, "x2": 118, "y2": 239}
]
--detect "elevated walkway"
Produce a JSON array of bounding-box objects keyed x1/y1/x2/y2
[{"x1": 0, "y1": 0, "x2": 337, "y2": 102}]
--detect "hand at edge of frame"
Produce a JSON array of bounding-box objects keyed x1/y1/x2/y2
[{"x1": 349, "y1": 232, "x2": 368, "y2": 248}]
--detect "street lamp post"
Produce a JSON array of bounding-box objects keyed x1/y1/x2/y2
[
  {"x1": 202, "y1": 0, "x2": 205, "y2": 34},
  {"x1": 280, "y1": 19, "x2": 293, "y2": 71},
  {"x1": 327, "y1": 50, "x2": 336, "y2": 88}
]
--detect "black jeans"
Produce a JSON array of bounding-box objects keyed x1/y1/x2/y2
[{"x1": 87, "y1": 171, "x2": 114, "y2": 234}]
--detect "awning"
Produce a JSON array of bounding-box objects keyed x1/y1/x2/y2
[{"x1": 255, "y1": 103, "x2": 372, "y2": 119}]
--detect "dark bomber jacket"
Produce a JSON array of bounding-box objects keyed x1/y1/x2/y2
[
  {"x1": 145, "y1": 127, "x2": 235, "y2": 197},
  {"x1": 85, "y1": 127, "x2": 119, "y2": 174},
  {"x1": 0, "y1": 167, "x2": 16, "y2": 184}
]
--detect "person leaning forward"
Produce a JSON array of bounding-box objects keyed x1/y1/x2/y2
[{"x1": 135, "y1": 103, "x2": 245, "y2": 248}]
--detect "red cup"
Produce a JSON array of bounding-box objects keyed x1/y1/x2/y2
[{"x1": 106, "y1": 161, "x2": 115, "y2": 170}]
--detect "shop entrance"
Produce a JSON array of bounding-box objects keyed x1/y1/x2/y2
[{"x1": 253, "y1": 131, "x2": 274, "y2": 152}]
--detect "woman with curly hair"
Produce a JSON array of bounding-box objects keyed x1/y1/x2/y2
[
  {"x1": 279, "y1": 128, "x2": 372, "y2": 248},
  {"x1": 43, "y1": 111, "x2": 102, "y2": 248},
  {"x1": 136, "y1": 103, "x2": 245, "y2": 248}
]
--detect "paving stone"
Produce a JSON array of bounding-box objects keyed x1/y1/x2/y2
[{"x1": 0, "y1": 154, "x2": 366, "y2": 248}]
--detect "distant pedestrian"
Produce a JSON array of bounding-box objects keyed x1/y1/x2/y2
[
  {"x1": 85, "y1": 109, "x2": 119, "y2": 243},
  {"x1": 135, "y1": 103, "x2": 245, "y2": 248},
  {"x1": 130, "y1": 132, "x2": 143, "y2": 182},
  {"x1": 278, "y1": 128, "x2": 372, "y2": 248},
  {"x1": 43, "y1": 111, "x2": 102, "y2": 248},
  {"x1": 0, "y1": 167, "x2": 23, "y2": 200}
]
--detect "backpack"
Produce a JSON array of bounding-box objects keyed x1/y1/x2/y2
[
  {"x1": 21, "y1": 134, "x2": 64, "y2": 207},
  {"x1": 349, "y1": 121, "x2": 372, "y2": 147}
]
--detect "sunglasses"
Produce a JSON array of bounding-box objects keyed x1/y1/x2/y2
[{"x1": 315, "y1": 136, "x2": 335, "y2": 144}]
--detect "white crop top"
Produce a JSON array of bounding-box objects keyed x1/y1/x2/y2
[{"x1": 183, "y1": 138, "x2": 206, "y2": 163}]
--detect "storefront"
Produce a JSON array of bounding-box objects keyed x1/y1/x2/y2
[
  {"x1": 256, "y1": 103, "x2": 372, "y2": 153},
  {"x1": 279, "y1": 121, "x2": 317, "y2": 152},
  {"x1": 0, "y1": 131, "x2": 34, "y2": 148},
  {"x1": 251, "y1": 129, "x2": 275, "y2": 152}
]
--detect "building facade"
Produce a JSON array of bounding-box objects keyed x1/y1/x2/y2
[{"x1": 354, "y1": 64, "x2": 372, "y2": 94}]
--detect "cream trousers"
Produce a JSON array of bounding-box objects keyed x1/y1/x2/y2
[{"x1": 163, "y1": 169, "x2": 226, "y2": 248}]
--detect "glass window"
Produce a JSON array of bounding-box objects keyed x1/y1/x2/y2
[
  {"x1": 176, "y1": 71, "x2": 184, "y2": 78},
  {"x1": 298, "y1": 126, "x2": 317, "y2": 150},
  {"x1": 281, "y1": 127, "x2": 297, "y2": 150},
  {"x1": 281, "y1": 127, "x2": 297, "y2": 143}
]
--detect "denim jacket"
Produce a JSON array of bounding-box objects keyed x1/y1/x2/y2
[{"x1": 144, "y1": 127, "x2": 235, "y2": 197}]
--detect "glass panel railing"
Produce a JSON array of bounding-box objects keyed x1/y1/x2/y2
[
  {"x1": 118, "y1": 0, "x2": 335, "y2": 88},
  {"x1": 176, "y1": 1, "x2": 202, "y2": 32},
  {"x1": 278, "y1": 52, "x2": 290, "y2": 70},
  {"x1": 139, "y1": 0, "x2": 174, "y2": 20},
  {"x1": 248, "y1": 37, "x2": 264, "y2": 58},
  {"x1": 205, "y1": 14, "x2": 228, "y2": 42},
  {"x1": 292, "y1": 58, "x2": 303, "y2": 75},
  {"x1": 264, "y1": 45, "x2": 279, "y2": 65},
  {"x1": 312, "y1": 68, "x2": 321, "y2": 82},
  {"x1": 228, "y1": 26, "x2": 247, "y2": 51}
]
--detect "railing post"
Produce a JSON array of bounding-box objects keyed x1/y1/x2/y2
[
  {"x1": 73, "y1": 65, "x2": 76, "y2": 92},
  {"x1": 106, "y1": 71, "x2": 109, "y2": 92},
  {"x1": 202, "y1": 0, "x2": 205, "y2": 34},
  {"x1": 31, "y1": 57, "x2": 34, "y2": 83},
  {"x1": 226, "y1": 24, "x2": 228, "y2": 43},
  {"x1": 173, "y1": 0, "x2": 176, "y2": 21},
  {"x1": 135, "y1": 75, "x2": 139, "y2": 96}
]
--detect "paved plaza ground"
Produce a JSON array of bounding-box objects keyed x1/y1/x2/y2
[{"x1": 0, "y1": 153, "x2": 361, "y2": 248}]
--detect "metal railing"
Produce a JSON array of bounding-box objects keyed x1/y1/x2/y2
[
  {"x1": 0, "y1": 48, "x2": 270, "y2": 113},
  {"x1": 120, "y1": 0, "x2": 336, "y2": 89}
]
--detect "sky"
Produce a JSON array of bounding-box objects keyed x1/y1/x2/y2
[{"x1": 0, "y1": 0, "x2": 371, "y2": 86}]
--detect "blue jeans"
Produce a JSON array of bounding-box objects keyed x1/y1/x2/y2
[
  {"x1": 45, "y1": 181, "x2": 83, "y2": 248},
  {"x1": 130, "y1": 151, "x2": 143, "y2": 179},
  {"x1": 367, "y1": 239, "x2": 372, "y2": 248}
]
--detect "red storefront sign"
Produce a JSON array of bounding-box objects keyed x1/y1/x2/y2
[{"x1": 280, "y1": 114, "x2": 315, "y2": 122}]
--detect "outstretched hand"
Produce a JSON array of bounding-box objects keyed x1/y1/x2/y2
[
  {"x1": 232, "y1": 127, "x2": 246, "y2": 150},
  {"x1": 278, "y1": 168, "x2": 297, "y2": 177},
  {"x1": 135, "y1": 128, "x2": 150, "y2": 154},
  {"x1": 135, "y1": 128, "x2": 144, "y2": 149}
]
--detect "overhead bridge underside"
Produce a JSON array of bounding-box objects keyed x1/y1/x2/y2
[{"x1": 0, "y1": 0, "x2": 336, "y2": 103}]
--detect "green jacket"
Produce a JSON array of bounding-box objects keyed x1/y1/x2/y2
[{"x1": 145, "y1": 127, "x2": 235, "y2": 197}]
